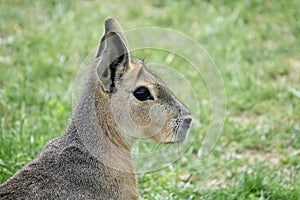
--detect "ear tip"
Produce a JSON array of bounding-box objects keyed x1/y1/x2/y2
[
  {"x1": 104, "y1": 17, "x2": 117, "y2": 24},
  {"x1": 104, "y1": 17, "x2": 123, "y2": 33}
]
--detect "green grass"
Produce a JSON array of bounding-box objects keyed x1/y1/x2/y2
[{"x1": 1, "y1": 0, "x2": 300, "y2": 199}]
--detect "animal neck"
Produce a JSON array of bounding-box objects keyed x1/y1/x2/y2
[
  {"x1": 94, "y1": 82, "x2": 131, "y2": 152},
  {"x1": 71, "y1": 66, "x2": 136, "y2": 173}
]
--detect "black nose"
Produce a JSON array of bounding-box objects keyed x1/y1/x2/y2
[{"x1": 183, "y1": 117, "x2": 192, "y2": 125}]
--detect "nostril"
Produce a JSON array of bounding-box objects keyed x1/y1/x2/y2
[{"x1": 183, "y1": 117, "x2": 192, "y2": 124}]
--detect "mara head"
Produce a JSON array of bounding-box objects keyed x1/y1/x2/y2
[{"x1": 95, "y1": 18, "x2": 192, "y2": 146}]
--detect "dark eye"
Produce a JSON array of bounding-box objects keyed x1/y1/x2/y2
[{"x1": 133, "y1": 86, "x2": 154, "y2": 101}]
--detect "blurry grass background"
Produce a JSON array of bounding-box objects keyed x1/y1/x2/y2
[{"x1": 0, "y1": 0, "x2": 299, "y2": 199}]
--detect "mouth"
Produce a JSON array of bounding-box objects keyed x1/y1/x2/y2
[{"x1": 164, "y1": 141, "x2": 178, "y2": 144}]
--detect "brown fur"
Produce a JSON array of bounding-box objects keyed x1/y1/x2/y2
[
  {"x1": 0, "y1": 17, "x2": 192, "y2": 199},
  {"x1": 95, "y1": 80, "x2": 130, "y2": 151}
]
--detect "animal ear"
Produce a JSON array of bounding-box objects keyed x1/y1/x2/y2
[{"x1": 96, "y1": 17, "x2": 131, "y2": 93}]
